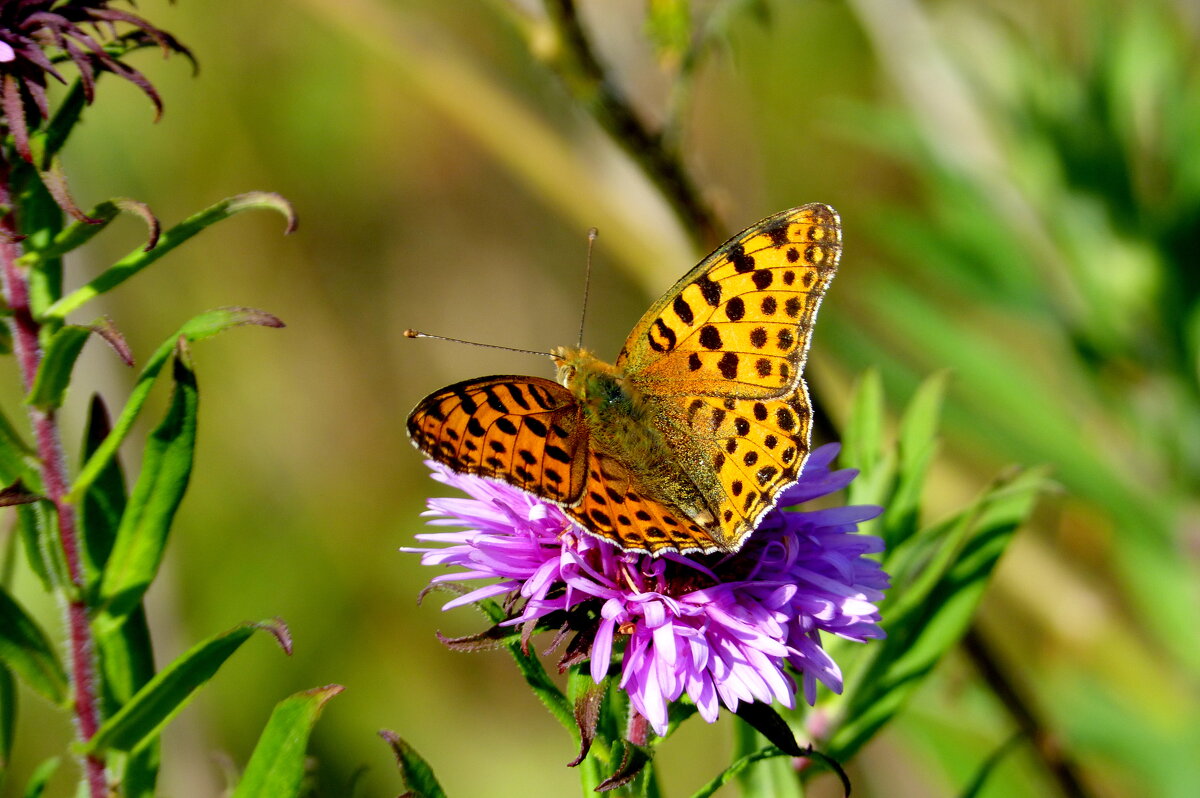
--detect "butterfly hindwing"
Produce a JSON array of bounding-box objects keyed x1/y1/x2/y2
[
  {"x1": 680, "y1": 385, "x2": 813, "y2": 545},
  {"x1": 567, "y1": 450, "x2": 716, "y2": 555},
  {"x1": 617, "y1": 204, "x2": 840, "y2": 401},
  {"x1": 408, "y1": 376, "x2": 589, "y2": 505}
]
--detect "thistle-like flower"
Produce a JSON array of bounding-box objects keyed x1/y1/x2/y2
[
  {"x1": 407, "y1": 444, "x2": 889, "y2": 737},
  {"x1": 0, "y1": 0, "x2": 190, "y2": 164}
]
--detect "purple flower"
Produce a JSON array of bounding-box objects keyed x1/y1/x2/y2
[{"x1": 406, "y1": 444, "x2": 888, "y2": 736}]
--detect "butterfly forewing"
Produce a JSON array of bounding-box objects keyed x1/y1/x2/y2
[
  {"x1": 408, "y1": 376, "x2": 588, "y2": 504},
  {"x1": 617, "y1": 204, "x2": 840, "y2": 401}
]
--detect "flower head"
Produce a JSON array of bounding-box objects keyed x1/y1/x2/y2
[
  {"x1": 406, "y1": 444, "x2": 888, "y2": 736},
  {"x1": 0, "y1": 0, "x2": 191, "y2": 164}
]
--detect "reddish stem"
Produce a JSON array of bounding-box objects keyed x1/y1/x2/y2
[{"x1": 0, "y1": 214, "x2": 107, "y2": 795}]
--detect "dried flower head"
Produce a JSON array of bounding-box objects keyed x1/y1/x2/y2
[
  {"x1": 0, "y1": 0, "x2": 190, "y2": 164},
  {"x1": 407, "y1": 444, "x2": 889, "y2": 737}
]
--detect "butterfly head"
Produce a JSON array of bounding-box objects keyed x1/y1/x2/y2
[{"x1": 552, "y1": 345, "x2": 622, "y2": 399}]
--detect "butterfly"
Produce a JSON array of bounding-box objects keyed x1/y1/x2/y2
[{"x1": 407, "y1": 204, "x2": 841, "y2": 556}]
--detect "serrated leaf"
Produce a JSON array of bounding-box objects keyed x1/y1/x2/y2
[
  {"x1": 379, "y1": 731, "x2": 448, "y2": 798},
  {"x1": 231, "y1": 685, "x2": 344, "y2": 798},
  {"x1": 71, "y1": 306, "x2": 283, "y2": 502},
  {"x1": 43, "y1": 193, "x2": 297, "y2": 321},
  {"x1": 0, "y1": 584, "x2": 67, "y2": 705},
  {"x1": 829, "y1": 467, "x2": 1047, "y2": 759},
  {"x1": 25, "y1": 325, "x2": 91, "y2": 410},
  {"x1": 98, "y1": 350, "x2": 198, "y2": 622},
  {"x1": 18, "y1": 199, "x2": 160, "y2": 269},
  {"x1": 86, "y1": 619, "x2": 291, "y2": 754}
]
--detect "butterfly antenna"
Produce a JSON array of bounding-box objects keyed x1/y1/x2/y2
[
  {"x1": 576, "y1": 227, "x2": 599, "y2": 349},
  {"x1": 403, "y1": 329, "x2": 556, "y2": 359}
]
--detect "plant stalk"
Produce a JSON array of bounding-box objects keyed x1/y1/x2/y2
[
  {"x1": 962, "y1": 625, "x2": 1092, "y2": 798},
  {"x1": 0, "y1": 193, "x2": 108, "y2": 797}
]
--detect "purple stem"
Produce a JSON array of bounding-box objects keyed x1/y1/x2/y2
[{"x1": 0, "y1": 209, "x2": 107, "y2": 796}]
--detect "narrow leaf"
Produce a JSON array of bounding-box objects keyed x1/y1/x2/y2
[
  {"x1": 96, "y1": 607, "x2": 159, "y2": 796},
  {"x1": 567, "y1": 680, "x2": 605, "y2": 767},
  {"x1": 0, "y1": 404, "x2": 33, "y2": 486},
  {"x1": 596, "y1": 741, "x2": 652, "y2": 792},
  {"x1": 43, "y1": 193, "x2": 297, "y2": 321},
  {"x1": 70, "y1": 307, "x2": 283, "y2": 501},
  {"x1": 0, "y1": 480, "x2": 41, "y2": 507},
  {"x1": 690, "y1": 747, "x2": 790, "y2": 798},
  {"x1": 79, "y1": 395, "x2": 127, "y2": 588},
  {"x1": 379, "y1": 731, "x2": 448, "y2": 798},
  {"x1": 0, "y1": 665, "x2": 14, "y2": 776},
  {"x1": 842, "y1": 368, "x2": 884, "y2": 474},
  {"x1": 829, "y1": 468, "x2": 1047, "y2": 759},
  {"x1": 231, "y1": 685, "x2": 344, "y2": 798},
  {"x1": 86, "y1": 619, "x2": 291, "y2": 753},
  {"x1": 99, "y1": 349, "x2": 198, "y2": 621},
  {"x1": 0, "y1": 584, "x2": 68, "y2": 705},
  {"x1": 732, "y1": 702, "x2": 804, "y2": 756},
  {"x1": 88, "y1": 317, "x2": 134, "y2": 366},
  {"x1": 21, "y1": 756, "x2": 59, "y2": 798},
  {"x1": 18, "y1": 199, "x2": 160, "y2": 269},
  {"x1": 25, "y1": 325, "x2": 91, "y2": 410},
  {"x1": 882, "y1": 372, "x2": 947, "y2": 546}
]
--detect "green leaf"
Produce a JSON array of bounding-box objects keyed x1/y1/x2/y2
[
  {"x1": 841, "y1": 369, "x2": 894, "y2": 509},
  {"x1": 70, "y1": 307, "x2": 284, "y2": 502},
  {"x1": 689, "y1": 746, "x2": 790, "y2": 798},
  {"x1": 829, "y1": 467, "x2": 1047, "y2": 760},
  {"x1": 25, "y1": 326, "x2": 91, "y2": 411},
  {"x1": 12, "y1": 166, "x2": 66, "y2": 313},
  {"x1": 18, "y1": 199, "x2": 160, "y2": 268},
  {"x1": 231, "y1": 685, "x2": 344, "y2": 798},
  {"x1": 79, "y1": 395, "x2": 128, "y2": 593},
  {"x1": 98, "y1": 348, "x2": 198, "y2": 622},
  {"x1": 14, "y1": 504, "x2": 56, "y2": 592},
  {"x1": 0, "y1": 664, "x2": 14, "y2": 783},
  {"x1": 0, "y1": 400, "x2": 34, "y2": 487},
  {"x1": 42, "y1": 193, "x2": 297, "y2": 322},
  {"x1": 732, "y1": 719, "x2": 803, "y2": 798},
  {"x1": 378, "y1": 731, "x2": 448, "y2": 798},
  {"x1": 86, "y1": 619, "x2": 291, "y2": 754},
  {"x1": 842, "y1": 369, "x2": 884, "y2": 473},
  {"x1": 21, "y1": 757, "x2": 59, "y2": 798},
  {"x1": 0, "y1": 584, "x2": 68, "y2": 705},
  {"x1": 882, "y1": 372, "x2": 947, "y2": 547},
  {"x1": 95, "y1": 603, "x2": 159, "y2": 796},
  {"x1": 34, "y1": 79, "x2": 87, "y2": 164}
]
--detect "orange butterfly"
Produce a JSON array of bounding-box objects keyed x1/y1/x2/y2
[{"x1": 408, "y1": 204, "x2": 841, "y2": 555}]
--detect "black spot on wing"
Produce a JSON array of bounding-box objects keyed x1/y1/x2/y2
[{"x1": 673, "y1": 294, "x2": 694, "y2": 325}]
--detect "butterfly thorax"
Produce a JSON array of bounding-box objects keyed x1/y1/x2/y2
[{"x1": 553, "y1": 346, "x2": 707, "y2": 513}]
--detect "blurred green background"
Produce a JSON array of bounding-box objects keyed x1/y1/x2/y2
[{"x1": 4, "y1": 0, "x2": 1199, "y2": 795}]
